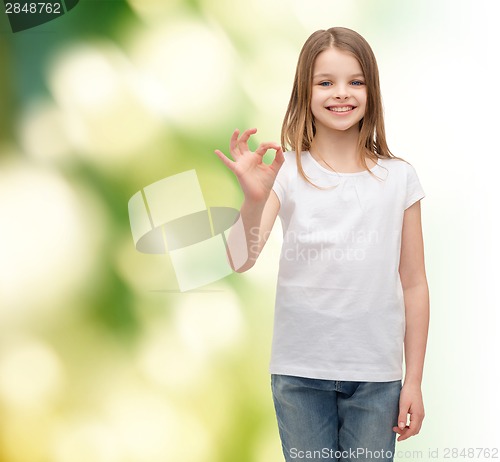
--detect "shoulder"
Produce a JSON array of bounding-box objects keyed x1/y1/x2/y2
[
  {"x1": 378, "y1": 156, "x2": 420, "y2": 179},
  {"x1": 378, "y1": 157, "x2": 425, "y2": 206},
  {"x1": 378, "y1": 156, "x2": 411, "y2": 169}
]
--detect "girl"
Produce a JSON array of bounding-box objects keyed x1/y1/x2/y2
[{"x1": 215, "y1": 27, "x2": 429, "y2": 462}]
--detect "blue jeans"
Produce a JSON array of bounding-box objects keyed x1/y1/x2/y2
[{"x1": 271, "y1": 374, "x2": 402, "y2": 462}]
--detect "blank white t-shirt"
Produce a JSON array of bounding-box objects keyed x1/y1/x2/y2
[{"x1": 270, "y1": 151, "x2": 426, "y2": 382}]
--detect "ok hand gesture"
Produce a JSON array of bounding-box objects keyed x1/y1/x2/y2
[{"x1": 215, "y1": 128, "x2": 285, "y2": 203}]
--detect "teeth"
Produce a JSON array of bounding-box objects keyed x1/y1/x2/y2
[{"x1": 328, "y1": 106, "x2": 354, "y2": 112}]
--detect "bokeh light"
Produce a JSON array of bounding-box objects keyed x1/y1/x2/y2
[
  {"x1": 0, "y1": 159, "x2": 105, "y2": 321},
  {"x1": 0, "y1": 335, "x2": 65, "y2": 411},
  {"x1": 128, "y1": 17, "x2": 237, "y2": 131},
  {"x1": 47, "y1": 40, "x2": 164, "y2": 163},
  {"x1": 18, "y1": 98, "x2": 71, "y2": 162}
]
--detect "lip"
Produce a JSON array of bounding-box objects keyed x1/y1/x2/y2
[{"x1": 326, "y1": 106, "x2": 356, "y2": 115}]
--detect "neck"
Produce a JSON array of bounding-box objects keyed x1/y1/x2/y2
[{"x1": 310, "y1": 124, "x2": 362, "y2": 165}]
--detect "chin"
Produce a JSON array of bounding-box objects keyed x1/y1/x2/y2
[{"x1": 329, "y1": 123, "x2": 359, "y2": 132}]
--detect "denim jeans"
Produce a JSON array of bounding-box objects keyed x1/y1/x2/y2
[{"x1": 271, "y1": 374, "x2": 402, "y2": 462}]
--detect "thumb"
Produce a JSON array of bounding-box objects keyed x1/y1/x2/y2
[
  {"x1": 272, "y1": 146, "x2": 285, "y2": 167},
  {"x1": 397, "y1": 409, "x2": 408, "y2": 430}
]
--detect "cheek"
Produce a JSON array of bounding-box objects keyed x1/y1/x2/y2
[
  {"x1": 355, "y1": 96, "x2": 367, "y2": 115},
  {"x1": 310, "y1": 92, "x2": 324, "y2": 111},
  {"x1": 360, "y1": 91, "x2": 368, "y2": 107}
]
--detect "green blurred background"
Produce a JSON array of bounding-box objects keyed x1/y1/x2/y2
[{"x1": 0, "y1": 0, "x2": 498, "y2": 461}]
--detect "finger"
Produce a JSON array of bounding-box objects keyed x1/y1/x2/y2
[
  {"x1": 395, "y1": 415, "x2": 422, "y2": 441},
  {"x1": 408, "y1": 411, "x2": 424, "y2": 435},
  {"x1": 392, "y1": 424, "x2": 407, "y2": 435},
  {"x1": 393, "y1": 425, "x2": 410, "y2": 442},
  {"x1": 254, "y1": 142, "x2": 282, "y2": 157},
  {"x1": 237, "y1": 127, "x2": 258, "y2": 152},
  {"x1": 394, "y1": 402, "x2": 409, "y2": 442},
  {"x1": 401, "y1": 424, "x2": 419, "y2": 440},
  {"x1": 397, "y1": 407, "x2": 408, "y2": 433},
  {"x1": 214, "y1": 149, "x2": 235, "y2": 171},
  {"x1": 230, "y1": 129, "x2": 241, "y2": 157},
  {"x1": 271, "y1": 146, "x2": 285, "y2": 169}
]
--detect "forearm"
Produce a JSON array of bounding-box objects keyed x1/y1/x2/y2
[
  {"x1": 225, "y1": 198, "x2": 266, "y2": 273},
  {"x1": 402, "y1": 282, "x2": 430, "y2": 386}
]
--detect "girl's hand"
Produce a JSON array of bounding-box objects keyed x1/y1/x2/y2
[
  {"x1": 392, "y1": 382, "x2": 425, "y2": 442},
  {"x1": 214, "y1": 128, "x2": 285, "y2": 203}
]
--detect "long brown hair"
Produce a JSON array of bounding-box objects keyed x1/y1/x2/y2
[{"x1": 281, "y1": 27, "x2": 407, "y2": 188}]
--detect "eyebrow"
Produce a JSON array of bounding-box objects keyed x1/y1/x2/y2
[{"x1": 314, "y1": 73, "x2": 365, "y2": 79}]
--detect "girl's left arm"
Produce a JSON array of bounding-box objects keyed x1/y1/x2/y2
[{"x1": 393, "y1": 199, "x2": 430, "y2": 442}]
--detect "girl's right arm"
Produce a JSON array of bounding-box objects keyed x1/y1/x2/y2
[{"x1": 214, "y1": 128, "x2": 284, "y2": 272}]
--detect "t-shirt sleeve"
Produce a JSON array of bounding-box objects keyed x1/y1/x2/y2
[
  {"x1": 271, "y1": 156, "x2": 289, "y2": 206},
  {"x1": 405, "y1": 163, "x2": 426, "y2": 210}
]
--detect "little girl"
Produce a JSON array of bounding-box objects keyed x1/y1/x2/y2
[{"x1": 215, "y1": 26, "x2": 429, "y2": 462}]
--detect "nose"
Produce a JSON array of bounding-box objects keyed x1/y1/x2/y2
[{"x1": 333, "y1": 84, "x2": 349, "y2": 99}]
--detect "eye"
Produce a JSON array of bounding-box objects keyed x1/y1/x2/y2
[
  {"x1": 351, "y1": 80, "x2": 365, "y2": 86},
  {"x1": 319, "y1": 81, "x2": 332, "y2": 87}
]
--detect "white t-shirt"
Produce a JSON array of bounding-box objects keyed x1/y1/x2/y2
[{"x1": 270, "y1": 151, "x2": 426, "y2": 382}]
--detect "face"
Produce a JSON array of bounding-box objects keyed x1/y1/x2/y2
[{"x1": 310, "y1": 47, "x2": 367, "y2": 134}]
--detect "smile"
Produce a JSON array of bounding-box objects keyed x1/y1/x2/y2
[{"x1": 327, "y1": 106, "x2": 356, "y2": 113}]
